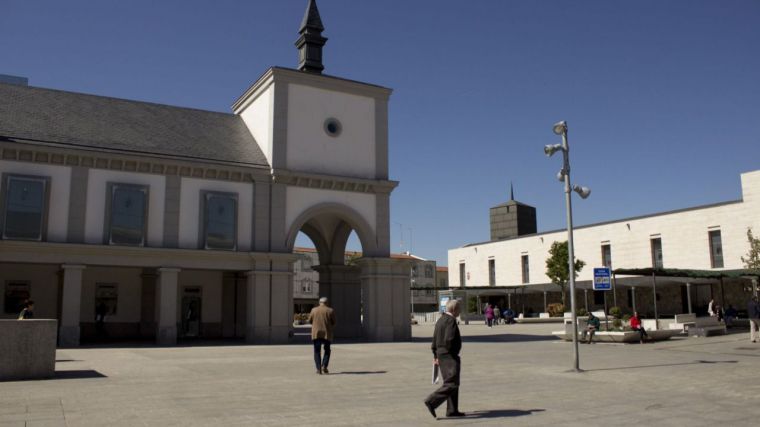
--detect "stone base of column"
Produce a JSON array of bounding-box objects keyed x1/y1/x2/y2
[
  {"x1": 156, "y1": 326, "x2": 177, "y2": 346},
  {"x1": 58, "y1": 325, "x2": 80, "y2": 347},
  {"x1": 358, "y1": 258, "x2": 412, "y2": 342},
  {"x1": 270, "y1": 326, "x2": 291, "y2": 344},
  {"x1": 246, "y1": 326, "x2": 270, "y2": 344}
]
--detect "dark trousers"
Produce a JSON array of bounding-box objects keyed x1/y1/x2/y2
[
  {"x1": 634, "y1": 326, "x2": 648, "y2": 341},
  {"x1": 313, "y1": 338, "x2": 331, "y2": 370},
  {"x1": 425, "y1": 355, "x2": 460, "y2": 415}
]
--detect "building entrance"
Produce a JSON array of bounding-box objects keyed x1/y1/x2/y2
[{"x1": 181, "y1": 287, "x2": 202, "y2": 338}]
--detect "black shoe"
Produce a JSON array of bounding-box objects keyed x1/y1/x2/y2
[
  {"x1": 447, "y1": 412, "x2": 466, "y2": 417},
  {"x1": 424, "y1": 401, "x2": 437, "y2": 419},
  {"x1": 322, "y1": 367, "x2": 329, "y2": 374},
  {"x1": 316, "y1": 369, "x2": 322, "y2": 375}
]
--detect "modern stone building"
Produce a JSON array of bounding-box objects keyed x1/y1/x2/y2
[
  {"x1": 0, "y1": 0, "x2": 411, "y2": 346},
  {"x1": 449, "y1": 170, "x2": 760, "y2": 317}
]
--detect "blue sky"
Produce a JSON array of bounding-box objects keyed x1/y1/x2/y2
[{"x1": 2, "y1": 1, "x2": 759, "y2": 265}]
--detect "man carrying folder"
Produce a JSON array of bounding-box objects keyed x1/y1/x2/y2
[{"x1": 424, "y1": 299, "x2": 465, "y2": 418}]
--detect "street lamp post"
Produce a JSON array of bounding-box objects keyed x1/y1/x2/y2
[{"x1": 545, "y1": 120, "x2": 591, "y2": 372}]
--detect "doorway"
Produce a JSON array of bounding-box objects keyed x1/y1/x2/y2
[{"x1": 181, "y1": 287, "x2": 202, "y2": 338}]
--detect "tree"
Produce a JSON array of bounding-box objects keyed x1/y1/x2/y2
[
  {"x1": 741, "y1": 228, "x2": 760, "y2": 269},
  {"x1": 545, "y1": 240, "x2": 586, "y2": 306}
]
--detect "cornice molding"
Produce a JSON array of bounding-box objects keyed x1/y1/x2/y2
[
  {"x1": 0, "y1": 140, "x2": 271, "y2": 183},
  {"x1": 272, "y1": 168, "x2": 399, "y2": 194}
]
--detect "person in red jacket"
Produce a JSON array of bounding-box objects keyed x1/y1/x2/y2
[{"x1": 630, "y1": 312, "x2": 649, "y2": 344}]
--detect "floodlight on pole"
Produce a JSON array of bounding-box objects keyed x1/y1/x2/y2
[{"x1": 543, "y1": 120, "x2": 591, "y2": 373}]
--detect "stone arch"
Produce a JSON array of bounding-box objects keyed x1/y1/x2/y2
[{"x1": 285, "y1": 202, "x2": 378, "y2": 258}]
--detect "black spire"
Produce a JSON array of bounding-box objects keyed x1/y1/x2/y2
[
  {"x1": 295, "y1": 0, "x2": 328, "y2": 74},
  {"x1": 510, "y1": 182, "x2": 515, "y2": 201}
]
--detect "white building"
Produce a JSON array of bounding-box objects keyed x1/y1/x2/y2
[
  {"x1": 0, "y1": 0, "x2": 411, "y2": 346},
  {"x1": 449, "y1": 170, "x2": 760, "y2": 317}
]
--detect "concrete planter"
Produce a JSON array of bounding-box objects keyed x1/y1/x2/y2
[
  {"x1": 0, "y1": 319, "x2": 57, "y2": 381},
  {"x1": 551, "y1": 327, "x2": 681, "y2": 343}
]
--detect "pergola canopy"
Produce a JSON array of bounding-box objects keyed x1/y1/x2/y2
[{"x1": 613, "y1": 267, "x2": 760, "y2": 280}]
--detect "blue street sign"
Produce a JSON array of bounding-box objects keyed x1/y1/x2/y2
[{"x1": 593, "y1": 267, "x2": 612, "y2": 291}]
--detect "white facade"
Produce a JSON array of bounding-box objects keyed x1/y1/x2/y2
[{"x1": 449, "y1": 170, "x2": 760, "y2": 289}]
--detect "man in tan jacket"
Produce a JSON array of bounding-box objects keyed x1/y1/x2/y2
[{"x1": 309, "y1": 297, "x2": 336, "y2": 374}]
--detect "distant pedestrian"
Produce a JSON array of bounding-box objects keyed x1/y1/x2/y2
[
  {"x1": 725, "y1": 305, "x2": 738, "y2": 327},
  {"x1": 582, "y1": 312, "x2": 600, "y2": 344},
  {"x1": 95, "y1": 301, "x2": 108, "y2": 337},
  {"x1": 748, "y1": 296, "x2": 760, "y2": 343},
  {"x1": 708, "y1": 299, "x2": 716, "y2": 317},
  {"x1": 424, "y1": 299, "x2": 465, "y2": 419},
  {"x1": 503, "y1": 307, "x2": 516, "y2": 324},
  {"x1": 309, "y1": 297, "x2": 336, "y2": 374},
  {"x1": 17, "y1": 300, "x2": 34, "y2": 320},
  {"x1": 493, "y1": 306, "x2": 501, "y2": 325},
  {"x1": 629, "y1": 311, "x2": 649, "y2": 344},
  {"x1": 485, "y1": 304, "x2": 494, "y2": 328}
]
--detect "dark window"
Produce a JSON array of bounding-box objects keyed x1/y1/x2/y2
[
  {"x1": 203, "y1": 192, "x2": 237, "y2": 250},
  {"x1": 601, "y1": 244, "x2": 612, "y2": 269},
  {"x1": 108, "y1": 184, "x2": 147, "y2": 246},
  {"x1": 593, "y1": 290, "x2": 605, "y2": 305},
  {"x1": 4, "y1": 281, "x2": 30, "y2": 314},
  {"x1": 459, "y1": 263, "x2": 465, "y2": 286},
  {"x1": 627, "y1": 288, "x2": 634, "y2": 308},
  {"x1": 651, "y1": 238, "x2": 663, "y2": 269},
  {"x1": 2, "y1": 176, "x2": 47, "y2": 240},
  {"x1": 440, "y1": 279, "x2": 447, "y2": 288},
  {"x1": 424, "y1": 265, "x2": 434, "y2": 278},
  {"x1": 521, "y1": 255, "x2": 530, "y2": 284},
  {"x1": 709, "y1": 230, "x2": 724, "y2": 268},
  {"x1": 488, "y1": 259, "x2": 496, "y2": 286},
  {"x1": 411, "y1": 266, "x2": 418, "y2": 277}
]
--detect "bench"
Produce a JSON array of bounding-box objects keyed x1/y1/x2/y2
[
  {"x1": 670, "y1": 313, "x2": 697, "y2": 333},
  {"x1": 688, "y1": 316, "x2": 727, "y2": 337}
]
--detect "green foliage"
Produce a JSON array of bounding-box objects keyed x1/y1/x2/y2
[
  {"x1": 609, "y1": 306, "x2": 622, "y2": 318},
  {"x1": 622, "y1": 314, "x2": 631, "y2": 323},
  {"x1": 612, "y1": 318, "x2": 623, "y2": 329},
  {"x1": 345, "y1": 252, "x2": 362, "y2": 266},
  {"x1": 741, "y1": 228, "x2": 760, "y2": 269},
  {"x1": 576, "y1": 307, "x2": 588, "y2": 316},
  {"x1": 467, "y1": 296, "x2": 478, "y2": 314},
  {"x1": 547, "y1": 303, "x2": 565, "y2": 317},
  {"x1": 545, "y1": 241, "x2": 586, "y2": 305}
]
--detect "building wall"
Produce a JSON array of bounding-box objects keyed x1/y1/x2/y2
[
  {"x1": 285, "y1": 186, "x2": 377, "y2": 238},
  {"x1": 450, "y1": 170, "x2": 760, "y2": 288},
  {"x1": 238, "y1": 84, "x2": 274, "y2": 165},
  {"x1": 286, "y1": 83, "x2": 376, "y2": 179}
]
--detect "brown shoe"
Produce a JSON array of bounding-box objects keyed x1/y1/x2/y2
[{"x1": 322, "y1": 367, "x2": 329, "y2": 374}]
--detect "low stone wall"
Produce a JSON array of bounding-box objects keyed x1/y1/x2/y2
[{"x1": 0, "y1": 319, "x2": 57, "y2": 381}]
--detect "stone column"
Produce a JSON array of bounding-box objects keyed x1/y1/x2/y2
[
  {"x1": 140, "y1": 269, "x2": 157, "y2": 338},
  {"x1": 245, "y1": 259, "x2": 294, "y2": 344},
  {"x1": 59, "y1": 264, "x2": 86, "y2": 347},
  {"x1": 155, "y1": 268, "x2": 180, "y2": 345},
  {"x1": 686, "y1": 282, "x2": 693, "y2": 314},
  {"x1": 314, "y1": 265, "x2": 362, "y2": 339},
  {"x1": 584, "y1": 289, "x2": 589, "y2": 312},
  {"x1": 543, "y1": 291, "x2": 548, "y2": 313},
  {"x1": 359, "y1": 257, "x2": 411, "y2": 342},
  {"x1": 631, "y1": 287, "x2": 637, "y2": 312}
]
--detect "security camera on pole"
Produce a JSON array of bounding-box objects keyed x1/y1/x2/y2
[{"x1": 544, "y1": 121, "x2": 591, "y2": 372}]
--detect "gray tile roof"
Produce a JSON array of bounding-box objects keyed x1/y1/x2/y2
[{"x1": 0, "y1": 82, "x2": 269, "y2": 168}]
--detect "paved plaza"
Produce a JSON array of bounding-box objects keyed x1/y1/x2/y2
[{"x1": 2, "y1": 323, "x2": 760, "y2": 426}]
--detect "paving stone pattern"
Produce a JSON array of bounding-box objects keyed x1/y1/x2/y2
[{"x1": 1, "y1": 323, "x2": 760, "y2": 426}]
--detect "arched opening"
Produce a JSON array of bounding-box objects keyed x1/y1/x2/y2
[{"x1": 289, "y1": 206, "x2": 370, "y2": 340}]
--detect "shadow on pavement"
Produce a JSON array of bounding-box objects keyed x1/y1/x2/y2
[
  {"x1": 584, "y1": 360, "x2": 738, "y2": 372},
  {"x1": 54, "y1": 370, "x2": 107, "y2": 380},
  {"x1": 331, "y1": 370, "x2": 387, "y2": 375},
  {"x1": 440, "y1": 409, "x2": 545, "y2": 420}
]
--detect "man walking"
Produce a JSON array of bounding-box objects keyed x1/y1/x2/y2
[
  {"x1": 309, "y1": 297, "x2": 336, "y2": 374},
  {"x1": 748, "y1": 296, "x2": 760, "y2": 343},
  {"x1": 424, "y1": 299, "x2": 465, "y2": 419}
]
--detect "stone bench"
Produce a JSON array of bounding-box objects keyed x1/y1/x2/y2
[
  {"x1": 688, "y1": 316, "x2": 727, "y2": 337},
  {"x1": 0, "y1": 319, "x2": 57, "y2": 381}
]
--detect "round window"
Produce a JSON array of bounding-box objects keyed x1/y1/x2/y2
[{"x1": 323, "y1": 118, "x2": 342, "y2": 137}]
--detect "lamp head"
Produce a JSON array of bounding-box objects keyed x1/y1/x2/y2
[
  {"x1": 544, "y1": 144, "x2": 563, "y2": 157},
  {"x1": 573, "y1": 185, "x2": 591, "y2": 199},
  {"x1": 553, "y1": 120, "x2": 567, "y2": 135},
  {"x1": 556, "y1": 169, "x2": 566, "y2": 182}
]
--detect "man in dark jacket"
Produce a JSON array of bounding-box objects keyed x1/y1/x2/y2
[{"x1": 424, "y1": 299, "x2": 464, "y2": 418}]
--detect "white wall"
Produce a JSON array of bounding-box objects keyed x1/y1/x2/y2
[
  {"x1": 85, "y1": 170, "x2": 165, "y2": 246},
  {"x1": 449, "y1": 170, "x2": 760, "y2": 288},
  {"x1": 286, "y1": 84, "x2": 376, "y2": 179},
  {"x1": 285, "y1": 186, "x2": 377, "y2": 239},
  {"x1": 0, "y1": 160, "x2": 71, "y2": 242},
  {"x1": 238, "y1": 84, "x2": 274, "y2": 166},
  {"x1": 178, "y1": 177, "x2": 254, "y2": 251}
]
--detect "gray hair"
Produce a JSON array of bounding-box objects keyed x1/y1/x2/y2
[
  {"x1": 445, "y1": 299, "x2": 460, "y2": 313},
  {"x1": 319, "y1": 297, "x2": 328, "y2": 304}
]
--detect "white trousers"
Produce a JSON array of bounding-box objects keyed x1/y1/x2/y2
[{"x1": 750, "y1": 319, "x2": 760, "y2": 342}]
